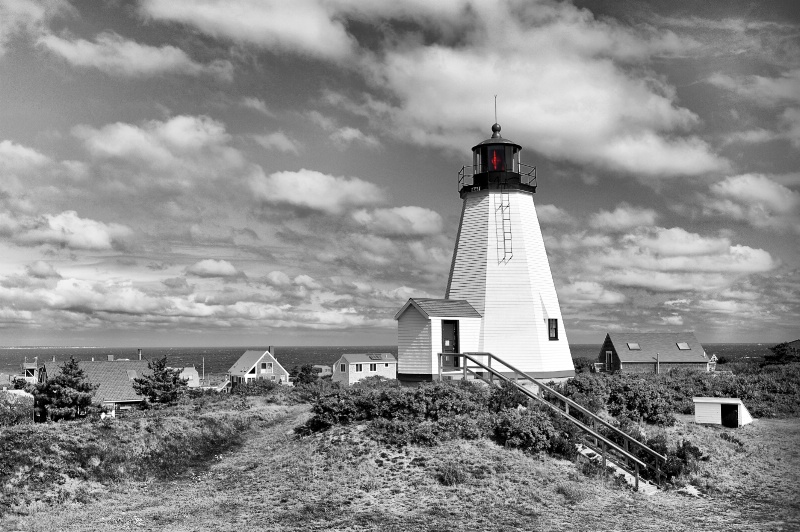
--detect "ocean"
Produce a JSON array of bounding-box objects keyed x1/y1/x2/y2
[{"x1": 0, "y1": 343, "x2": 773, "y2": 378}]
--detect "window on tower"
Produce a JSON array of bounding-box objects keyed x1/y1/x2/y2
[
  {"x1": 548, "y1": 319, "x2": 558, "y2": 341},
  {"x1": 488, "y1": 146, "x2": 506, "y2": 171}
]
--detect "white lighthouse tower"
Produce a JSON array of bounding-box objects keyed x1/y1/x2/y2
[{"x1": 395, "y1": 123, "x2": 575, "y2": 382}]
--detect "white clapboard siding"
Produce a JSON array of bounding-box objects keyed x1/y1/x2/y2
[
  {"x1": 397, "y1": 305, "x2": 433, "y2": 374},
  {"x1": 446, "y1": 189, "x2": 574, "y2": 377},
  {"x1": 446, "y1": 193, "x2": 489, "y2": 314}
]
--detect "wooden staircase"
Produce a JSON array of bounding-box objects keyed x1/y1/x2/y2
[{"x1": 438, "y1": 352, "x2": 668, "y2": 490}]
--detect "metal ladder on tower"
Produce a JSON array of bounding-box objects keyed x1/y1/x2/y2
[{"x1": 495, "y1": 185, "x2": 513, "y2": 264}]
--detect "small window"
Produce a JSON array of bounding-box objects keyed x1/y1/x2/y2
[
  {"x1": 261, "y1": 362, "x2": 267, "y2": 369},
  {"x1": 340, "y1": 364, "x2": 346, "y2": 372},
  {"x1": 355, "y1": 364, "x2": 363, "y2": 372},
  {"x1": 627, "y1": 343, "x2": 640, "y2": 350},
  {"x1": 369, "y1": 363, "x2": 377, "y2": 371},
  {"x1": 605, "y1": 351, "x2": 612, "y2": 367},
  {"x1": 385, "y1": 363, "x2": 389, "y2": 368},
  {"x1": 677, "y1": 342, "x2": 691, "y2": 350},
  {"x1": 548, "y1": 319, "x2": 558, "y2": 341}
]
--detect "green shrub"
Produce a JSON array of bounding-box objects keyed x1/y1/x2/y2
[
  {"x1": 493, "y1": 408, "x2": 557, "y2": 454},
  {"x1": 437, "y1": 460, "x2": 469, "y2": 486}
]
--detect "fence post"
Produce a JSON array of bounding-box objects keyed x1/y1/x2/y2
[
  {"x1": 463, "y1": 356, "x2": 467, "y2": 381},
  {"x1": 635, "y1": 463, "x2": 639, "y2": 491},
  {"x1": 438, "y1": 353, "x2": 442, "y2": 382},
  {"x1": 602, "y1": 441, "x2": 607, "y2": 483}
]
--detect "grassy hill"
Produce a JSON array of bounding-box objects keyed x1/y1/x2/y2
[{"x1": 1, "y1": 394, "x2": 798, "y2": 532}]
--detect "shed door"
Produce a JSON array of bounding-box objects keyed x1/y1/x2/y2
[
  {"x1": 442, "y1": 320, "x2": 459, "y2": 354},
  {"x1": 721, "y1": 404, "x2": 739, "y2": 428}
]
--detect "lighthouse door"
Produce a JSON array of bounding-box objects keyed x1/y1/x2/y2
[{"x1": 442, "y1": 320, "x2": 460, "y2": 368}]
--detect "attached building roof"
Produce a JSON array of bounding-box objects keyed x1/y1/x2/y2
[
  {"x1": 605, "y1": 332, "x2": 707, "y2": 364},
  {"x1": 394, "y1": 298, "x2": 481, "y2": 320},
  {"x1": 53, "y1": 360, "x2": 152, "y2": 404},
  {"x1": 338, "y1": 353, "x2": 397, "y2": 365},
  {"x1": 227, "y1": 350, "x2": 287, "y2": 377}
]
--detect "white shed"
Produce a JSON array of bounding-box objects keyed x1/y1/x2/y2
[
  {"x1": 692, "y1": 397, "x2": 753, "y2": 428},
  {"x1": 395, "y1": 298, "x2": 482, "y2": 383}
]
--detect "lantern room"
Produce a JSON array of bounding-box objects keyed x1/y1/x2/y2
[{"x1": 458, "y1": 123, "x2": 537, "y2": 198}]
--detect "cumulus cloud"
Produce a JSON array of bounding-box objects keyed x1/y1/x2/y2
[
  {"x1": 26, "y1": 260, "x2": 60, "y2": 279},
  {"x1": 240, "y1": 97, "x2": 274, "y2": 116},
  {"x1": 38, "y1": 32, "x2": 233, "y2": 80},
  {"x1": 585, "y1": 226, "x2": 776, "y2": 292},
  {"x1": 536, "y1": 204, "x2": 575, "y2": 225},
  {"x1": 590, "y1": 203, "x2": 659, "y2": 231},
  {"x1": 140, "y1": 0, "x2": 356, "y2": 61},
  {"x1": 704, "y1": 174, "x2": 800, "y2": 233},
  {"x1": 15, "y1": 210, "x2": 132, "y2": 250},
  {"x1": 186, "y1": 259, "x2": 240, "y2": 277},
  {"x1": 329, "y1": 127, "x2": 381, "y2": 150},
  {"x1": 352, "y1": 206, "x2": 443, "y2": 236},
  {"x1": 708, "y1": 69, "x2": 800, "y2": 106},
  {"x1": 72, "y1": 115, "x2": 249, "y2": 193},
  {"x1": 559, "y1": 281, "x2": 626, "y2": 305},
  {"x1": 0, "y1": 0, "x2": 71, "y2": 56},
  {"x1": 0, "y1": 140, "x2": 51, "y2": 173},
  {"x1": 327, "y1": 1, "x2": 727, "y2": 178},
  {"x1": 253, "y1": 131, "x2": 300, "y2": 154},
  {"x1": 250, "y1": 169, "x2": 384, "y2": 214}
]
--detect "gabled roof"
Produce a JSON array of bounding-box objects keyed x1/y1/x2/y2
[
  {"x1": 338, "y1": 353, "x2": 397, "y2": 365},
  {"x1": 394, "y1": 298, "x2": 481, "y2": 320},
  {"x1": 52, "y1": 360, "x2": 152, "y2": 403},
  {"x1": 227, "y1": 350, "x2": 286, "y2": 376},
  {"x1": 606, "y1": 332, "x2": 707, "y2": 364}
]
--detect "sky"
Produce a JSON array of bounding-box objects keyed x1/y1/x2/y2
[{"x1": 0, "y1": 0, "x2": 798, "y2": 348}]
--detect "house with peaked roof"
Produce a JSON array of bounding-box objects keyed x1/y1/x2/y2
[
  {"x1": 226, "y1": 350, "x2": 289, "y2": 389},
  {"x1": 51, "y1": 360, "x2": 152, "y2": 416},
  {"x1": 395, "y1": 298, "x2": 482, "y2": 382},
  {"x1": 598, "y1": 332, "x2": 709, "y2": 374},
  {"x1": 331, "y1": 353, "x2": 397, "y2": 386}
]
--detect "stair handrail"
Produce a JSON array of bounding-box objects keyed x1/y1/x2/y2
[
  {"x1": 458, "y1": 352, "x2": 667, "y2": 462},
  {"x1": 440, "y1": 352, "x2": 667, "y2": 485}
]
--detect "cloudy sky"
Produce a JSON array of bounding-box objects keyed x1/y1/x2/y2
[{"x1": 0, "y1": 0, "x2": 798, "y2": 348}]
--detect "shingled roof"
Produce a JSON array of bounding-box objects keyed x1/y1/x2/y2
[
  {"x1": 606, "y1": 332, "x2": 707, "y2": 364},
  {"x1": 394, "y1": 298, "x2": 481, "y2": 320},
  {"x1": 227, "y1": 350, "x2": 287, "y2": 377},
  {"x1": 339, "y1": 353, "x2": 397, "y2": 365},
  {"x1": 52, "y1": 360, "x2": 152, "y2": 404}
]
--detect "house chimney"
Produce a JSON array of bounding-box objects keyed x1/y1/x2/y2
[
  {"x1": 108, "y1": 355, "x2": 114, "y2": 362},
  {"x1": 138, "y1": 348, "x2": 142, "y2": 360}
]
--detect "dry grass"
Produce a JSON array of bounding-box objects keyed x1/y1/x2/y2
[{"x1": 2, "y1": 407, "x2": 799, "y2": 531}]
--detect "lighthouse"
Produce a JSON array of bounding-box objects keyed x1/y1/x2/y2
[{"x1": 395, "y1": 123, "x2": 575, "y2": 382}]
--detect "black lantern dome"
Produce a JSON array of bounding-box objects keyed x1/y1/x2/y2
[{"x1": 458, "y1": 123, "x2": 536, "y2": 198}]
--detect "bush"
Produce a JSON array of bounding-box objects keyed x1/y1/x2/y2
[
  {"x1": 133, "y1": 356, "x2": 187, "y2": 405},
  {"x1": 0, "y1": 392, "x2": 34, "y2": 426},
  {"x1": 437, "y1": 460, "x2": 469, "y2": 486},
  {"x1": 493, "y1": 408, "x2": 557, "y2": 454},
  {"x1": 29, "y1": 357, "x2": 100, "y2": 421}
]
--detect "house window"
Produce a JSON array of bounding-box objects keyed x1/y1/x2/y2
[
  {"x1": 627, "y1": 343, "x2": 640, "y2": 350},
  {"x1": 548, "y1": 319, "x2": 558, "y2": 340},
  {"x1": 340, "y1": 363, "x2": 346, "y2": 372},
  {"x1": 355, "y1": 364, "x2": 363, "y2": 372},
  {"x1": 369, "y1": 364, "x2": 377, "y2": 371},
  {"x1": 605, "y1": 351, "x2": 612, "y2": 368},
  {"x1": 385, "y1": 363, "x2": 389, "y2": 368},
  {"x1": 676, "y1": 342, "x2": 691, "y2": 350}
]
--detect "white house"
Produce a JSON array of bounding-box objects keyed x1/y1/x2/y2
[
  {"x1": 331, "y1": 353, "x2": 397, "y2": 386},
  {"x1": 693, "y1": 397, "x2": 753, "y2": 428},
  {"x1": 227, "y1": 350, "x2": 289, "y2": 388},
  {"x1": 179, "y1": 367, "x2": 200, "y2": 388}
]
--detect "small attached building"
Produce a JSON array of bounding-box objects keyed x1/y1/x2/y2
[
  {"x1": 693, "y1": 397, "x2": 753, "y2": 428},
  {"x1": 598, "y1": 332, "x2": 709, "y2": 374},
  {"x1": 395, "y1": 298, "x2": 482, "y2": 383},
  {"x1": 227, "y1": 350, "x2": 289, "y2": 388},
  {"x1": 331, "y1": 353, "x2": 397, "y2": 386}
]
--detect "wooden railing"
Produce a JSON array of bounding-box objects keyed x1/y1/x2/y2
[{"x1": 438, "y1": 352, "x2": 668, "y2": 489}]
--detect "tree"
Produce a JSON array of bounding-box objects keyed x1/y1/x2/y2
[
  {"x1": 31, "y1": 357, "x2": 99, "y2": 421},
  {"x1": 764, "y1": 342, "x2": 800, "y2": 365},
  {"x1": 290, "y1": 364, "x2": 318, "y2": 385},
  {"x1": 133, "y1": 356, "x2": 187, "y2": 404}
]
